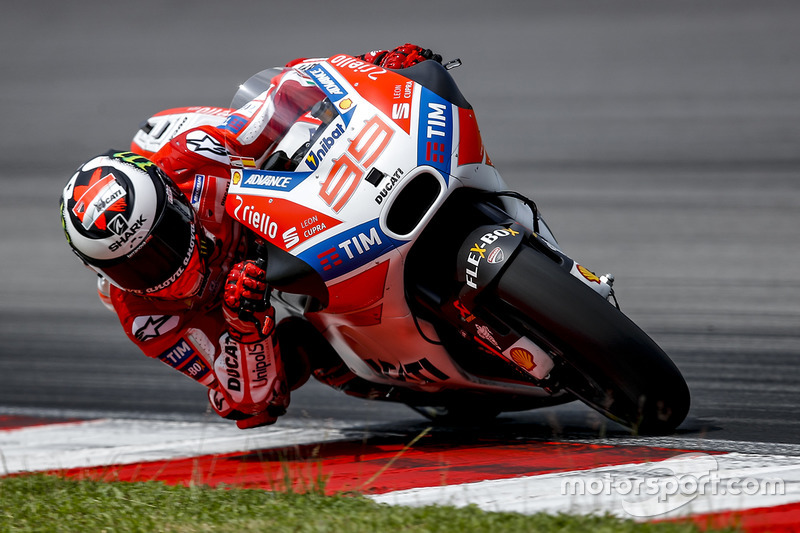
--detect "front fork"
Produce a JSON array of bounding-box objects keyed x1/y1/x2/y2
[{"x1": 444, "y1": 222, "x2": 614, "y2": 382}]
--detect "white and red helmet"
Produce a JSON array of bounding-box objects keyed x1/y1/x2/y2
[{"x1": 60, "y1": 150, "x2": 205, "y2": 298}]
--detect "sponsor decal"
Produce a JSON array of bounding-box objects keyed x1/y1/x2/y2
[
  {"x1": 159, "y1": 338, "x2": 196, "y2": 366},
  {"x1": 392, "y1": 102, "x2": 410, "y2": 120},
  {"x1": 71, "y1": 170, "x2": 127, "y2": 231},
  {"x1": 329, "y1": 54, "x2": 387, "y2": 81},
  {"x1": 393, "y1": 80, "x2": 414, "y2": 101},
  {"x1": 338, "y1": 98, "x2": 353, "y2": 111},
  {"x1": 465, "y1": 226, "x2": 519, "y2": 289},
  {"x1": 509, "y1": 347, "x2": 537, "y2": 371},
  {"x1": 221, "y1": 337, "x2": 243, "y2": 398},
  {"x1": 426, "y1": 142, "x2": 447, "y2": 164},
  {"x1": 306, "y1": 65, "x2": 347, "y2": 101},
  {"x1": 239, "y1": 171, "x2": 303, "y2": 191},
  {"x1": 503, "y1": 339, "x2": 555, "y2": 380},
  {"x1": 185, "y1": 131, "x2": 227, "y2": 160},
  {"x1": 374, "y1": 168, "x2": 405, "y2": 205},
  {"x1": 364, "y1": 357, "x2": 450, "y2": 383},
  {"x1": 179, "y1": 355, "x2": 211, "y2": 381},
  {"x1": 475, "y1": 323, "x2": 502, "y2": 351},
  {"x1": 577, "y1": 264, "x2": 601, "y2": 283},
  {"x1": 111, "y1": 151, "x2": 157, "y2": 173},
  {"x1": 487, "y1": 247, "x2": 505, "y2": 264},
  {"x1": 132, "y1": 315, "x2": 179, "y2": 342},
  {"x1": 157, "y1": 338, "x2": 212, "y2": 383},
  {"x1": 191, "y1": 175, "x2": 205, "y2": 206},
  {"x1": 229, "y1": 194, "x2": 341, "y2": 251},
  {"x1": 317, "y1": 247, "x2": 343, "y2": 271},
  {"x1": 453, "y1": 299, "x2": 477, "y2": 323},
  {"x1": 417, "y1": 89, "x2": 453, "y2": 177},
  {"x1": 465, "y1": 243, "x2": 486, "y2": 289},
  {"x1": 232, "y1": 196, "x2": 279, "y2": 240},
  {"x1": 217, "y1": 336, "x2": 274, "y2": 402},
  {"x1": 245, "y1": 341, "x2": 271, "y2": 384},
  {"x1": 107, "y1": 214, "x2": 128, "y2": 236},
  {"x1": 283, "y1": 227, "x2": 300, "y2": 249},
  {"x1": 337, "y1": 226, "x2": 384, "y2": 260},
  {"x1": 329, "y1": 56, "x2": 414, "y2": 133},
  {"x1": 299, "y1": 214, "x2": 329, "y2": 240},
  {"x1": 299, "y1": 219, "x2": 397, "y2": 280},
  {"x1": 319, "y1": 115, "x2": 393, "y2": 212},
  {"x1": 219, "y1": 114, "x2": 248, "y2": 135},
  {"x1": 305, "y1": 122, "x2": 345, "y2": 170},
  {"x1": 229, "y1": 155, "x2": 257, "y2": 169},
  {"x1": 108, "y1": 214, "x2": 146, "y2": 252},
  {"x1": 232, "y1": 170, "x2": 242, "y2": 185},
  {"x1": 185, "y1": 106, "x2": 230, "y2": 117}
]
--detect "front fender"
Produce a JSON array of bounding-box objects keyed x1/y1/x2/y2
[{"x1": 456, "y1": 223, "x2": 526, "y2": 306}]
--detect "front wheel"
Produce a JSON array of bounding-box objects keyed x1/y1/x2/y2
[{"x1": 485, "y1": 244, "x2": 690, "y2": 435}]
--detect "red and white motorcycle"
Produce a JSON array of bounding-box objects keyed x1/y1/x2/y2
[{"x1": 163, "y1": 55, "x2": 690, "y2": 434}]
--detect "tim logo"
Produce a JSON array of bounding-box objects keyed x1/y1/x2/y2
[
  {"x1": 318, "y1": 248, "x2": 343, "y2": 271},
  {"x1": 417, "y1": 90, "x2": 453, "y2": 176},
  {"x1": 158, "y1": 339, "x2": 195, "y2": 366},
  {"x1": 426, "y1": 142, "x2": 447, "y2": 164}
]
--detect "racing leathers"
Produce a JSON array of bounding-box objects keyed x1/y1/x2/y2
[
  {"x1": 97, "y1": 44, "x2": 442, "y2": 429},
  {"x1": 107, "y1": 113, "x2": 289, "y2": 428}
]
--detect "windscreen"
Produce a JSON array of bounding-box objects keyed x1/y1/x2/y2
[{"x1": 221, "y1": 67, "x2": 336, "y2": 171}]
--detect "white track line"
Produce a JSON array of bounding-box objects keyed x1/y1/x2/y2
[
  {"x1": 371, "y1": 452, "x2": 800, "y2": 520},
  {"x1": 0, "y1": 418, "x2": 359, "y2": 475},
  {"x1": 3, "y1": 414, "x2": 800, "y2": 521}
]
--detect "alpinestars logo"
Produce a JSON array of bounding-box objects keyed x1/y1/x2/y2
[
  {"x1": 72, "y1": 168, "x2": 127, "y2": 231},
  {"x1": 132, "y1": 315, "x2": 180, "y2": 341},
  {"x1": 185, "y1": 131, "x2": 227, "y2": 161}
]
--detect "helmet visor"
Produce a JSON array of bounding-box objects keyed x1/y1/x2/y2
[{"x1": 97, "y1": 184, "x2": 199, "y2": 294}]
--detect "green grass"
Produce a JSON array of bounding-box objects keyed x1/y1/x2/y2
[{"x1": 0, "y1": 474, "x2": 740, "y2": 533}]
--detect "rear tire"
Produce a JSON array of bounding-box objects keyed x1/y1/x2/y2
[{"x1": 487, "y1": 244, "x2": 690, "y2": 435}]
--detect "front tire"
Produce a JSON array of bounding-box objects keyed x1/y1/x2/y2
[{"x1": 486, "y1": 244, "x2": 690, "y2": 435}]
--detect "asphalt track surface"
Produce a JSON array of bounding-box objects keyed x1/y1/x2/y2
[{"x1": 1, "y1": 0, "x2": 799, "y2": 449}]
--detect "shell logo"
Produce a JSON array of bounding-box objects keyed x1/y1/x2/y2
[
  {"x1": 339, "y1": 98, "x2": 353, "y2": 111},
  {"x1": 510, "y1": 347, "x2": 537, "y2": 371},
  {"x1": 232, "y1": 170, "x2": 242, "y2": 185},
  {"x1": 577, "y1": 264, "x2": 600, "y2": 283}
]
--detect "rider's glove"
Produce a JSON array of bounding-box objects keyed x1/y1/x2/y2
[
  {"x1": 361, "y1": 44, "x2": 442, "y2": 69},
  {"x1": 223, "y1": 260, "x2": 273, "y2": 344},
  {"x1": 235, "y1": 403, "x2": 288, "y2": 430},
  {"x1": 208, "y1": 388, "x2": 287, "y2": 429}
]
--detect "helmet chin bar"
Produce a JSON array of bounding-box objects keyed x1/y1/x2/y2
[
  {"x1": 143, "y1": 233, "x2": 207, "y2": 300},
  {"x1": 122, "y1": 220, "x2": 202, "y2": 298}
]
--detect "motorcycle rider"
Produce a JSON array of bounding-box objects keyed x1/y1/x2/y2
[{"x1": 59, "y1": 44, "x2": 443, "y2": 429}]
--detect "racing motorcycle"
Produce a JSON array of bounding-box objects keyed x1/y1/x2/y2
[{"x1": 207, "y1": 55, "x2": 689, "y2": 435}]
